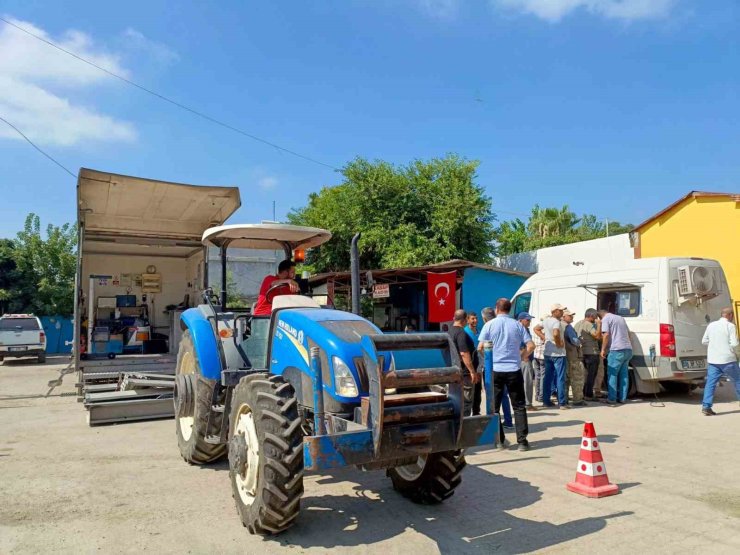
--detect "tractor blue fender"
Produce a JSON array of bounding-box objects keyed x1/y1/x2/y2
[{"x1": 180, "y1": 308, "x2": 222, "y2": 380}]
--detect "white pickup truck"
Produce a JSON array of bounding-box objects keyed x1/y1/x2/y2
[{"x1": 0, "y1": 314, "x2": 47, "y2": 363}]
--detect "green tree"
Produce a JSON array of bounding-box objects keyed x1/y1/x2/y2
[
  {"x1": 0, "y1": 239, "x2": 16, "y2": 313},
  {"x1": 289, "y1": 155, "x2": 496, "y2": 272},
  {"x1": 494, "y1": 205, "x2": 633, "y2": 256},
  {"x1": 8, "y1": 214, "x2": 77, "y2": 315}
]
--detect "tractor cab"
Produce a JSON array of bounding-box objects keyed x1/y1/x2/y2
[{"x1": 199, "y1": 224, "x2": 331, "y2": 370}]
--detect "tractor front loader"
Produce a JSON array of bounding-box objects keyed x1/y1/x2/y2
[{"x1": 172, "y1": 224, "x2": 500, "y2": 534}]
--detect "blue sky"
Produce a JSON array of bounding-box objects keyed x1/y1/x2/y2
[{"x1": 1, "y1": 0, "x2": 738, "y2": 238}]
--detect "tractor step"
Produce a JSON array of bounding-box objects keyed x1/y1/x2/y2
[
  {"x1": 211, "y1": 404, "x2": 225, "y2": 413},
  {"x1": 204, "y1": 434, "x2": 223, "y2": 445}
]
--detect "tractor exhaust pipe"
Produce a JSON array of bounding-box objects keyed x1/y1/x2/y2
[{"x1": 350, "y1": 233, "x2": 361, "y2": 315}]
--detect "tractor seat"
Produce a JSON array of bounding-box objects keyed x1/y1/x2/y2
[{"x1": 271, "y1": 295, "x2": 321, "y2": 311}]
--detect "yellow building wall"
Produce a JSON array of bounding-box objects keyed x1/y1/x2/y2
[{"x1": 637, "y1": 196, "x2": 740, "y2": 312}]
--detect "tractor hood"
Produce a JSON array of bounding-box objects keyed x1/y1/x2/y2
[{"x1": 77, "y1": 168, "x2": 241, "y2": 242}]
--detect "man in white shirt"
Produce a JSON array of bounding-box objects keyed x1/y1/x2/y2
[{"x1": 700, "y1": 307, "x2": 740, "y2": 416}]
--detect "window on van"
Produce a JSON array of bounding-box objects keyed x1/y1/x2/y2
[
  {"x1": 512, "y1": 293, "x2": 531, "y2": 317},
  {"x1": 597, "y1": 289, "x2": 640, "y2": 317}
]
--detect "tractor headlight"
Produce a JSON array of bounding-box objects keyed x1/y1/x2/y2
[{"x1": 332, "y1": 356, "x2": 359, "y2": 397}]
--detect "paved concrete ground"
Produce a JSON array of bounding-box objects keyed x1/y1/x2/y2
[{"x1": 1, "y1": 358, "x2": 739, "y2": 554}]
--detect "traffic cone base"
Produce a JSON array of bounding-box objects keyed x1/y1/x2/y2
[
  {"x1": 566, "y1": 421, "x2": 620, "y2": 498},
  {"x1": 566, "y1": 480, "x2": 619, "y2": 498}
]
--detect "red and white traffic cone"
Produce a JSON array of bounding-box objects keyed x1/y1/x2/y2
[{"x1": 566, "y1": 421, "x2": 619, "y2": 498}]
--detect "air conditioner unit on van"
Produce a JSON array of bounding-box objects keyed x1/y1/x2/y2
[{"x1": 677, "y1": 265, "x2": 717, "y2": 297}]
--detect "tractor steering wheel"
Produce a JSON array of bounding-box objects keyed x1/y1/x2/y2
[{"x1": 265, "y1": 280, "x2": 299, "y2": 302}]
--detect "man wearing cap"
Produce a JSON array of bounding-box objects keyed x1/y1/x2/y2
[
  {"x1": 517, "y1": 312, "x2": 537, "y2": 411},
  {"x1": 563, "y1": 310, "x2": 586, "y2": 406},
  {"x1": 576, "y1": 309, "x2": 602, "y2": 400},
  {"x1": 478, "y1": 298, "x2": 535, "y2": 451},
  {"x1": 542, "y1": 304, "x2": 569, "y2": 409}
]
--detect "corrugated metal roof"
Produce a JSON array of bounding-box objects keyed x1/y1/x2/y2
[{"x1": 310, "y1": 258, "x2": 531, "y2": 284}]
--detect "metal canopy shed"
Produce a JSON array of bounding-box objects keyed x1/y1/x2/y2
[{"x1": 75, "y1": 168, "x2": 242, "y2": 425}]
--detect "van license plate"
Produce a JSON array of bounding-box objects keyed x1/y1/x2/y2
[
  {"x1": 9, "y1": 346, "x2": 25, "y2": 352},
  {"x1": 681, "y1": 359, "x2": 705, "y2": 370}
]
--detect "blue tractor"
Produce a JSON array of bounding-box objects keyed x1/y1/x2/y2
[{"x1": 173, "y1": 224, "x2": 499, "y2": 534}]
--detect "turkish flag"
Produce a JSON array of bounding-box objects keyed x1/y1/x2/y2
[{"x1": 427, "y1": 271, "x2": 456, "y2": 323}]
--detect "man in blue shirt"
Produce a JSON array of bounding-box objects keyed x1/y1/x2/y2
[{"x1": 478, "y1": 298, "x2": 535, "y2": 451}]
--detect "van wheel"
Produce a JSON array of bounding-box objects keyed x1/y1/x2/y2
[{"x1": 627, "y1": 368, "x2": 637, "y2": 398}]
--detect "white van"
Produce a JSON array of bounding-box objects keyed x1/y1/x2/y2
[{"x1": 511, "y1": 257, "x2": 732, "y2": 394}]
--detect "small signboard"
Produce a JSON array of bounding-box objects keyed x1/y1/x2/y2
[{"x1": 373, "y1": 284, "x2": 390, "y2": 298}]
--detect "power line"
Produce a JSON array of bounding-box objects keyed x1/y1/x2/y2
[
  {"x1": 0, "y1": 16, "x2": 339, "y2": 171},
  {"x1": 0, "y1": 116, "x2": 77, "y2": 178}
]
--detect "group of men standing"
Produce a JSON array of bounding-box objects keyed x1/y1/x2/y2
[
  {"x1": 534, "y1": 304, "x2": 634, "y2": 408},
  {"x1": 448, "y1": 299, "x2": 635, "y2": 451}
]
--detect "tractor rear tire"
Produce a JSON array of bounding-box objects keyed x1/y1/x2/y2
[
  {"x1": 228, "y1": 373, "x2": 304, "y2": 535},
  {"x1": 387, "y1": 450, "x2": 466, "y2": 504},
  {"x1": 175, "y1": 330, "x2": 226, "y2": 464}
]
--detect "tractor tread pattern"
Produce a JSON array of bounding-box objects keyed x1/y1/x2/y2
[
  {"x1": 387, "y1": 450, "x2": 467, "y2": 504},
  {"x1": 175, "y1": 330, "x2": 227, "y2": 464},
  {"x1": 229, "y1": 373, "x2": 304, "y2": 535}
]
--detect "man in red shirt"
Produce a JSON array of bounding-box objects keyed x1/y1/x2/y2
[{"x1": 253, "y1": 260, "x2": 299, "y2": 315}]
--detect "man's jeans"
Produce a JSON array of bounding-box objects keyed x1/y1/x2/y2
[
  {"x1": 702, "y1": 362, "x2": 740, "y2": 409},
  {"x1": 607, "y1": 349, "x2": 633, "y2": 402},
  {"x1": 543, "y1": 356, "x2": 567, "y2": 406}
]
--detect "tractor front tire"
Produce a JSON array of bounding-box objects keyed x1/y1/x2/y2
[
  {"x1": 175, "y1": 330, "x2": 226, "y2": 464},
  {"x1": 228, "y1": 373, "x2": 304, "y2": 535},
  {"x1": 387, "y1": 450, "x2": 466, "y2": 504}
]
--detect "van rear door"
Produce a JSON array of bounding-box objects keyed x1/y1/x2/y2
[{"x1": 668, "y1": 260, "x2": 732, "y2": 372}]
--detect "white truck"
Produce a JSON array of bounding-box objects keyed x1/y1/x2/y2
[
  {"x1": 511, "y1": 257, "x2": 732, "y2": 394},
  {"x1": 0, "y1": 314, "x2": 47, "y2": 363}
]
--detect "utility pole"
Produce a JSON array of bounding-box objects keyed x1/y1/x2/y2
[
  {"x1": 272, "y1": 200, "x2": 276, "y2": 222},
  {"x1": 605, "y1": 218, "x2": 610, "y2": 237}
]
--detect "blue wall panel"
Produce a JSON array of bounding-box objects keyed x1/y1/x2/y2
[
  {"x1": 461, "y1": 268, "x2": 527, "y2": 322},
  {"x1": 40, "y1": 315, "x2": 74, "y2": 354}
]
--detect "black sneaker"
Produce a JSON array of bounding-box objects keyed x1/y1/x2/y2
[
  {"x1": 572, "y1": 401, "x2": 587, "y2": 407},
  {"x1": 702, "y1": 408, "x2": 716, "y2": 416},
  {"x1": 518, "y1": 442, "x2": 531, "y2": 452}
]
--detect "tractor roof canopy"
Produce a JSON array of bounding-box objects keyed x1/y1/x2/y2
[{"x1": 202, "y1": 224, "x2": 331, "y2": 251}]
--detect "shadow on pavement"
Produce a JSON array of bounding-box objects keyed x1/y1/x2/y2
[
  {"x1": 273, "y1": 463, "x2": 632, "y2": 553},
  {"x1": 529, "y1": 433, "x2": 618, "y2": 450},
  {"x1": 528, "y1": 419, "x2": 583, "y2": 433}
]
